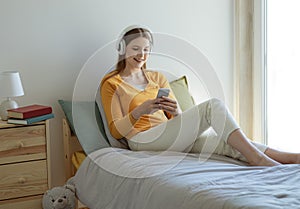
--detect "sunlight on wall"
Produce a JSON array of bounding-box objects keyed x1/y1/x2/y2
[{"x1": 267, "y1": 0, "x2": 300, "y2": 152}]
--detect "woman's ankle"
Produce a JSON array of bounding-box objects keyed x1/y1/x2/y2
[{"x1": 248, "y1": 153, "x2": 280, "y2": 166}]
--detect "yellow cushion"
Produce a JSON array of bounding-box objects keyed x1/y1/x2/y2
[{"x1": 71, "y1": 151, "x2": 87, "y2": 171}]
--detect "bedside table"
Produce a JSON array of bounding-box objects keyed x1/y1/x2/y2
[{"x1": 0, "y1": 120, "x2": 51, "y2": 209}]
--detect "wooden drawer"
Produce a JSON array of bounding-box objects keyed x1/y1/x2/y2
[
  {"x1": 0, "y1": 160, "x2": 48, "y2": 201},
  {"x1": 0, "y1": 195, "x2": 43, "y2": 209},
  {"x1": 0, "y1": 125, "x2": 46, "y2": 165}
]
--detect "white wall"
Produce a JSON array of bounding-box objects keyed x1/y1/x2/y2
[{"x1": 0, "y1": 0, "x2": 233, "y2": 186}]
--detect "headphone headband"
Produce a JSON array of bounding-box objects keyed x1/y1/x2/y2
[{"x1": 116, "y1": 25, "x2": 153, "y2": 55}]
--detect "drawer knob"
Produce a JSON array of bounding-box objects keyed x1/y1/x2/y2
[
  {"x1": 18, "y1": 141, "x2": 24, "y2": 148},
  {"x1": 18, "y1": 177, "x2": 26, "y2": 184}
]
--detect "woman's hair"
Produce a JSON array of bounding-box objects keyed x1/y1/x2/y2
[{"x1": 115, "y1": 27, "x2": 153, "y2": 72}]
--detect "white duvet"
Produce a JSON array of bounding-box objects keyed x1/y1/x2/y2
[{"x1": 74, "y1": 148, "x2": 300, "y2": 209}]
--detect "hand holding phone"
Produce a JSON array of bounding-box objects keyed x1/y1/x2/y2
[{"x1": 156, "y1": 88, "x2": 170, "y2": 98}]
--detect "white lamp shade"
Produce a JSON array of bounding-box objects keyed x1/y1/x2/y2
[{"x1": 0, "y1": 71, "x2": 24, "y2": 98}]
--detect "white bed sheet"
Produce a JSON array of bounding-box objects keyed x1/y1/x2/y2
[{"x1": 74, "y1": 148, "x2": 300, "y2": 209}]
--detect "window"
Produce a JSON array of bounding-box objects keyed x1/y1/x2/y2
[{"x1": 266, "y1": 0, "x2": 300, "y2": 152}]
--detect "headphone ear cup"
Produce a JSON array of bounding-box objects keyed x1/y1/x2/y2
[{"x1": 118, "y1": 39, "x2": 126, "y2": 55}]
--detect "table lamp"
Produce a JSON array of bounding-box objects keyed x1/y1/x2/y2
[{"x1": 0, "y1": 71, "x2": 24, "y2": 120}]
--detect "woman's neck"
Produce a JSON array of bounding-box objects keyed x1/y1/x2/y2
[
  {"x1": 121, "y1": 67, "x2": 143, "y2": 77},
  {"x1": 120, "y1": 67, "x2": 148, "y2": 86}
]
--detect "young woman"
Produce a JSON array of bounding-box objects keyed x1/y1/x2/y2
[{"x1": 100, "y1": 25, "x2": 300, "y2": 166}]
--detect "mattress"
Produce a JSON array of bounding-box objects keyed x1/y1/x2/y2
[{"x1": 73, "y1": 147, "x2": 300, "y2": 209}]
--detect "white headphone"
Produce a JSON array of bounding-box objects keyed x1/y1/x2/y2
[{"x1": 116, "y1": 25, "x2": 153, "y2": 55}]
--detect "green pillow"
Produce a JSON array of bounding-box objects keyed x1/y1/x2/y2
[
  {"x1": 170, "y1": 76, "x2": 195, "y2": 111},
  {"x1": 58, "y1": 100, "x2": 110, "y2": 154}
]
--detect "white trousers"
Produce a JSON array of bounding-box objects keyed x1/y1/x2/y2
[{"x1": 128, "y1": 98, "x2": 267, "y2": 162}]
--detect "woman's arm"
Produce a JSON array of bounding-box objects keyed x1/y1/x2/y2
[{"x1": 101, "y1": 81, "x2": 137, "y2": 139}]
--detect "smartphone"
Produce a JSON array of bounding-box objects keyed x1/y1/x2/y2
[{"x1": 156, "y1": 88, "x2": 170, "y2": 98}]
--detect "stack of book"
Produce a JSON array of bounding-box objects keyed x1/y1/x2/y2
[{"x1": 7, "y1": 104, "x2": 54, "y2": 125}]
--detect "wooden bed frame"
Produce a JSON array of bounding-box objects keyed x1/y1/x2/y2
[
  {"x1": 62, "y1": 118, "x2": 87, "y2": 209},
  {"x1": 62, "y1": 118, "x2": 84, "y2": 180}
]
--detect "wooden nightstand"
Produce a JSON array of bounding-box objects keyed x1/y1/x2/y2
[{"x1": 0, "y1": 120, "x2": 51, "y2": 209}]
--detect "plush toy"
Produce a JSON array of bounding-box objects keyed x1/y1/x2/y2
[{"x1": 42, "y1": 178, "x2": 76, "y2": 209}]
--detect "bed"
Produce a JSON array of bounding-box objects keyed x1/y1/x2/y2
[
  {"x1": 62, "y1": 117, "x2": 300, "y2": 209},
  {"x1": 75, "y1": 148, "x2": 300, "y2": 209},
  {"x1": 59, "y1": 71, "x2": 300, "y2": 209}
]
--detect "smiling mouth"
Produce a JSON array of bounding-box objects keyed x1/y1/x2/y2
[{"x1": 134, "y1": 58, "x2": 145, "y2": 62}]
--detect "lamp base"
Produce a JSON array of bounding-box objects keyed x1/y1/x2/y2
[{"x1": 0, "y1": 98, "x2": 19, "y2": 121}]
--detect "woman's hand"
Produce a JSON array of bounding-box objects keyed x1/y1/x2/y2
[
  {"x1": 131, "y1": 97, "x2": 181, "y2": 119},
  {"x1": 158, "y1": 96, "x2": 181, "y2": 116},
  {"x1": 131, "y1": 98, "x2": 162, "y2": 119}
]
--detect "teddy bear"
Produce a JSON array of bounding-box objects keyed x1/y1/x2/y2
[{"x1": 42, "y1": 178, "x2": 76, "y2": 209}]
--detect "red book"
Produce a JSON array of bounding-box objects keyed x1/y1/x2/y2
[{"x1": 7, "y1": 104, "x2": 52, "y2": 119}]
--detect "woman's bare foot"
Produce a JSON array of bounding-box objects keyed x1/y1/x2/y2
[
  {"x1": 265, "y1": 148, "x2": 300, "y2": 164},
  {"x1": 293, "y1": 153, "x2": 300, "y2": 164}
]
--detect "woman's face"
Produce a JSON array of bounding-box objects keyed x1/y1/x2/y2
[{"x1": 124, "y1": 37, "x2": 151, "y2": 70}]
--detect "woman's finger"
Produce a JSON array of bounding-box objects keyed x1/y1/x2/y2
[
  {"x1": 154, "y1": 98, "x2": 165, "y2": 104},
  {"x1": 159, "y1": 101, "x2": 178, "y2": 108},
  {"x1": 159, "y1": 103, "x2": 177, "y2": 112},
  {"x1": 161, "y1": 96, "x2": 177, "y2": 103}
]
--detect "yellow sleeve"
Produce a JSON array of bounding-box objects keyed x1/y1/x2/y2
[{"x1": 100, "y1": 79, "x2": 137, "y2": 140}]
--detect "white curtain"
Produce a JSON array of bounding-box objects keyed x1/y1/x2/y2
[{"x1": 234, "y1": 0, "x2": 254, "y2": 139}]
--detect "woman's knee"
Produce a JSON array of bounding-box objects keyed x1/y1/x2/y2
[
  {"x1": 196, "y1": 98, "x2": 225, "y2": 113},
  {"x1": 208, "y1": 98, "x2": 224, "y2": 107},
  {"x1": 207, "y1": 98, "x2": 227, "y2": 114},
  {"x1": 195, "y1": 98, "x2": 227, "y2": 125}
]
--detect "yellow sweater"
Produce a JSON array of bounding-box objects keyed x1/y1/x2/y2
[{"x1": 100, "y1": 69, "x2": 175, "y2": 140}]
